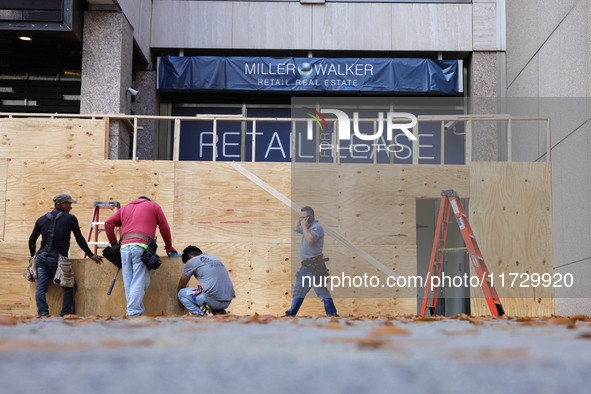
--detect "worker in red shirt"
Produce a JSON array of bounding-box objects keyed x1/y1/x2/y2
[{"x1": 105, "y1": 196, "x2": 177, "y2": 316}]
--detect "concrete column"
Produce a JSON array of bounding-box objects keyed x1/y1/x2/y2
[
  {"x1": 80, "y1": 11, "x2": 134, "y2": 159},
  {"x1": 133, "y1": 70, "x2": 159, "y2": 160},
  {"x1": 470, "y1": 51, "x2": 499, "y2": 162}
]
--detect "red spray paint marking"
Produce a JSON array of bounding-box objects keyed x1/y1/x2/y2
[
  {"x1": 220, "y1": 221, "x2": 249, "y2": 224},
  {"x1": 226, "y1": 209, "x2": 234, "y2": 211}
]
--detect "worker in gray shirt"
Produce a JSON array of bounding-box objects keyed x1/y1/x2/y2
[
  {"x1": 177, "y1": 246, "x2": 235, "y2": 315},
  {"x1": 285, "y1": 206, "x2": 337, "y2": 317}
]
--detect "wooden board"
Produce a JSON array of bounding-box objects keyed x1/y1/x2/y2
[
  {"x1": 0, "y1": 159, "x2": 7, "y2": 241},
  {"x1": 0, "y1": 242, "x2": 31, "y2": 316},
  {"x1": 174, "y1": 162, "x2": 292, "y2": 244},
  {"x1": 469, "y1": 162, "x2": 554, "y2": 316},
  {"x1": 4, "y1": 160, "x2": 175, "y2": 257},
  {"x1": 0, "y1": 118, "x2": 106, "y2": 160}
]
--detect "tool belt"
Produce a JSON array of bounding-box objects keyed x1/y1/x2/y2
[
  {"x1": 121, "y1": 232, "x2": 150, "y2": 243},
  {"x1": 301, "y1": 254, "x2": 330, "y2": 281}
]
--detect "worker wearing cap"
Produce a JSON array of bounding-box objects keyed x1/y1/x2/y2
[{"x1": 29, "y1": 193, "x2": 103, "y2": 317}]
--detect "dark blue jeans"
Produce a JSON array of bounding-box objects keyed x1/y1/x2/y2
[{"x1": 35, "y1": 252, "x2": 75, "y2": 316}]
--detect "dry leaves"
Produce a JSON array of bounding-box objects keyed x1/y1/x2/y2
[
  {"x1": 369, "y1": 327, "x2": 410, "y2": 336},
  {"x1": 0, "y1": 316, "x2": 18, "y2": 326}
]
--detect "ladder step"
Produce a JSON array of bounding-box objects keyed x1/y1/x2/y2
[
  {"x1": 88, "y1": 242, "x2": 110, "y2": 246},
  {"x1": 91, "y1": 222, "x2": 105, "y2": 226},
  {"x1": 438, "y1": 247, "x2": 467, "y2": 253}
]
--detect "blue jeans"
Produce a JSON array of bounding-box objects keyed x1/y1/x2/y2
[
  {"x1": 35, "y1": 252, "x2": 75, "y2": 316},
  {"x1": 178, "y1": 287, "x2": 231, "y2": 316},
  {"x1": 292, "y1": 266, "x2": 332, "y2": 299},
  {"x1": 120, "y1": 245, "x2": 151, "y2": 316}
]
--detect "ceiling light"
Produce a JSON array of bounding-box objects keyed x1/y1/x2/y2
[{"x1": 19, "y1": 36, "x2": 32, "y2": 41}]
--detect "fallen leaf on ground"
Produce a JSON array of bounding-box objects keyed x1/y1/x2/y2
[
  {"x1": 321, "y1": 324, "x2": 346, "y2": 330},
  {"x1": 548, "y1": 317, "x2": 575, "y2": 328},
  {"x1": 370, "y1": 326, "x2": 410, "y2": 336},
  {"x1": 0, "y1": 316, "x2": 17, "y2": 326}
]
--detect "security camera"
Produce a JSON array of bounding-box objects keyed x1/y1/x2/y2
[
  {"x1": 126, "y1": 87, "x2": 139, "y2": 96},
  {"x1": 444, "y1": 120, "x2": 458, "y2": 130}
]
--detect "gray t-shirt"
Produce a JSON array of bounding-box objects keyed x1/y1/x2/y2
[
  {"x1": 296, "y1": 220, "x2": 324, "y2": 261},
  {"x1": 183, "y1": 253, "x2": 235, "y2": 302}
]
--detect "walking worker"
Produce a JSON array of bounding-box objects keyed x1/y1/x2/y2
[
  {"x1": 177, "y1": 246, "x2": 235, "y2": 316},
  {"x1": 285, "y1": 206, "x2": 337, "y2": 317},
  {"x1": 29, "y1": 193, "x2": 103, "y2": 317},
  {"x1": 105, "y1": 196, "x2": 177, "y2": 317}
]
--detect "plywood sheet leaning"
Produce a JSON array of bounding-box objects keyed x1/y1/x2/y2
[
  {"x1": 4, "y1": 160, "x2": 175, "y2": 258},
  {"x1": 0, "y1": 118, "x2": 106, "y2": 160},
  {"x1": 469, "y1": 162, "x2": 553, "y2": 316}
]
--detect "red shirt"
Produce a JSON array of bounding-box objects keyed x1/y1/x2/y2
[{"x1": 105, "y1": 198, "x2": 174, "y2": 251}]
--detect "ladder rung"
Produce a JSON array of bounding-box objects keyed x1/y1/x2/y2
[
  {"x1": 477, "y1": 256, "x2": 484, "y2": 261},
  {"x1": 438, "y1": 247, "x2": 468, "y2": 253},
  {"x1": 469, "y1": 234, "x2": 475, "y2": 239},
  {"x1": 91, "y1": 222, "x2": 105, "y2": 226}
]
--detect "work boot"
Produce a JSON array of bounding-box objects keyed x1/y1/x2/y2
[
  {"x1": 322, "y1": 298, "x2": 337, "y2": 317},
  {"x1": 285, "y1": 298, "x2": 304, "y2": 316}
]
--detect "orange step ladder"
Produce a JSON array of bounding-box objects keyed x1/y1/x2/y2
[
  {"x1": 84, "y1": 201, "x2": 120, "y2": 257},
  {"x1": 420, "y1": 190, "x2": 505, "y2": 317}
]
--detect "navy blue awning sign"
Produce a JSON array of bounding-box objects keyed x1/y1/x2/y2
[{"x1": 157, "y1": 56, "x2": 462, "y2": 94}]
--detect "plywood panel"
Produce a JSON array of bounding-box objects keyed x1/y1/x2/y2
[
  {"x1": 250, "y1": 243, "x2": 292, "y2": 315},
  {"x1": 469, "y1": 162, "x2": 553, "y2": 316},
  {"x1": 0, "y1": 118, "x2": 106, "y2": 160},
  {"x1": 0, "y1": 242, "x2": 32, "y2": 316},
  {"x1": 174, "y1": 162, "x2": 291, "y2": 244},
  {"x1": 4, "y1": 160, "x2": 175, "y2": 258},
  {"x1": 0, "y1": 159, "x2": 8, "y2": 240}
]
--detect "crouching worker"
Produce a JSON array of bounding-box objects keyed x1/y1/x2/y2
[{"x1": 177, "y1": 246, "x2": 235, "y2": 315}]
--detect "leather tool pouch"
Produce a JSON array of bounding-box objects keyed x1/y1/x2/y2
[
  {"x1": 141, "y1": 238, "x2": 162, "y2": 270},
  {"x1": 53, "y1": 255, "x2": 75, "y2": 288}
]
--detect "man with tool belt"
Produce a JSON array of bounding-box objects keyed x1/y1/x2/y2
[
  {"x1": 29, "y1": 193, "x2": 103, "y2": 317},
  {"x1": 105, "y1": 196, "x2": 177, "y2": 317},
  {"x1": 285, "y1": 206, "x2": 337, "y2": 317}
]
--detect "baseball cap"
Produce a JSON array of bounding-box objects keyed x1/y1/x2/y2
[{"x1": 53, "y1": 193, "x2": 78, "y2": 205}]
